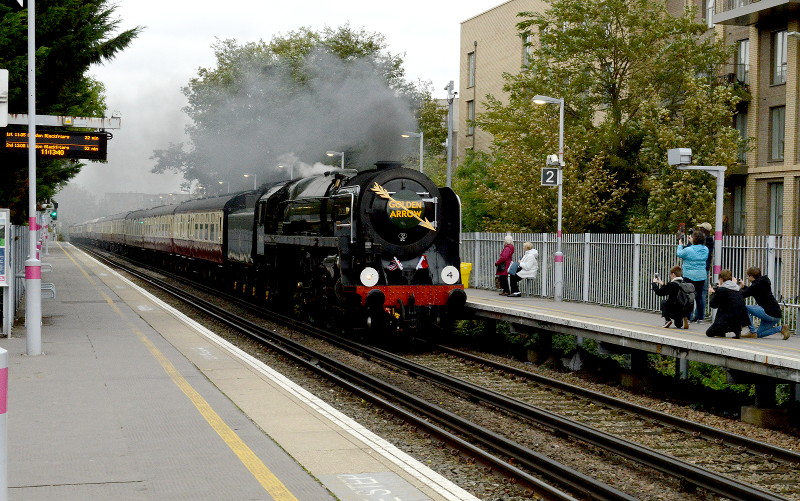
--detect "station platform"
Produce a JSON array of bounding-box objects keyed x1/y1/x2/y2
[
  {"x1": 465, "y1": 288, "x2": 800, "y2": 384},
  {"x1": 2, "y1": 242, "x2": 476, "y2": 501}
]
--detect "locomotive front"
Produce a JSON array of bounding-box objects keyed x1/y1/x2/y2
[{"x1": 340, "y1": 161, "x2": 465, "y2": 333}]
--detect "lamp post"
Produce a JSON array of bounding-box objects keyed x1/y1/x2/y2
[
  {"x1": 243, "y1": 173, "x2": 257, "y2": 189},
  {"x1": 533, "y1": 94, "x2": 565, "y2": 302},
  {"x1": 401, "y1": 131, "x2": 424, "y2": 172},
  {"x1": 445, "y1": 80, "x2": 456, "y2": 187},
  {"x1": 278, "y1": 164, "x2": 294, "y2": 180},
  {"x1": 326, "y1": 150, "x2": 345, "y2": 169},
  {"x1": 667, "y1": 148, "x2": 726, "y2": 286}
]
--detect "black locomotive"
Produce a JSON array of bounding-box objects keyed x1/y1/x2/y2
[{"x1": 72, "y1": 161, "x2": 466, "y2": 337}]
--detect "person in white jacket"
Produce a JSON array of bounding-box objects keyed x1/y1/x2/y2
[{"x1": 509, "y1": 242, "x2": 539, "y2": 297}]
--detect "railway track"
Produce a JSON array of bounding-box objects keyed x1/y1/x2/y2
[
  {"x1": 81, "y1": 245, "x2": 797, "y2": 500},
  {"x1": 408, "y1": 347, "x2": 800, "y2": 500}
]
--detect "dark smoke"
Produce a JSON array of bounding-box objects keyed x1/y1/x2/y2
[{"x1": 184, "y1": 48, "x2": 418, "y2": 188}]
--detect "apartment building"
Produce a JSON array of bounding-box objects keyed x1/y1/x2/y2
[{"x1": 458, "y1": 0, "x2": 800, "y2": 237}]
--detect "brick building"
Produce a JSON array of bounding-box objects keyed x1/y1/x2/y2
[{"x1": 457, "y1": 0, "x2": 800, "y2": 237}]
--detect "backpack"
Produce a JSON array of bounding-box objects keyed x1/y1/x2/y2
[{"x1": 676, "y1": 281, "x2": 696, "y2": 310}]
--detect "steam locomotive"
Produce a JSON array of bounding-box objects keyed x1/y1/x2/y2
[{"x1": 71, "y1": 161, "x2": 466, "y2": 337}]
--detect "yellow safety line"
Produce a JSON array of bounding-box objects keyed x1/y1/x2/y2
[{"x1": 59, "y1": 243, "x2": 299, "y2": 500}]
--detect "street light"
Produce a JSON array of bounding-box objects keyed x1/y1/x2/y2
[
  {"x1": 218, "y1": 180, "x2": 229, "y2": 193},
  {"x1": 326, "y1": 150, "x2": 345, "y2": 169},
  {"x1": 401, "y1": 131, "x2": 424, "y2": 172},
  {"x1": 667, "y1": 148, "x2": 726, "y2": 286},
  {"x1": 243, "y1": 173, "x2": 257, "y2": 189},
  {"x1": 278, "y1": 164, "x2": 294, "y2": 180},
  {"x1": 533, "y1": 94, "x2": 565, "y2": 302}
]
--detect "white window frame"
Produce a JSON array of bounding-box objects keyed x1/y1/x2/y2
[
  {"x1": 769, "y1": 182, "x2": 783, "y2": 235},
  {"x1": 769, "y1": 106, "x2": 785, "y2": 161},
  {"x1": 773, "y1": 30, "x2": 787, "y2": 85},
  {"x1": 522, "y1": 33, "x2": 534, "y2": 66},
  {"x1": 734, "y1": 112, "x2": 747, "y2": 163},
  {"x1": 467, "y1": 52, "x2": 476, "y2": 88},
  {"x1": 733, "y1": 185, "x2": 745, "y2": 235},
  {"x1": 736, "y1": 39, "x2": 749, "y2": 84},
  {"x1": 466, "y1": 100, "x2": 475, "y2": 136}
]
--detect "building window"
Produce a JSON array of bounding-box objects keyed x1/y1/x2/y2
[
  {"x1": 773, "y1": 30, "x2": 787, "y2": 84},
  {"x1": 467, "y1": 52, "x2": 476, "y2": 88},
  {"x1": 522, "y1": 33, "x2": 534, "y2": 67},
  {"x1": 769, "y1": 106, "x2": 785, "y2": 161},
  {"x1": 769, "y1": 182, "x2": 783, "y2": 235},
  {"x1": 734, "y1": 112, "x2": 747, "y2": 163},
  {"x1": 733, "y1": 186, "x2": 745, "y2": 235},
  {"x1": 736, "y1": 39, "x2": 749, "y2": 84},
  {"x1": 466, "y1": 100, "x2": 475, "y2": 136}
]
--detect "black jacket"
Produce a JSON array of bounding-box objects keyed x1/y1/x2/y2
[
  {"x1": 652, "y1": 278, "x2": 691, "y2": 319},
  {"x1": 741, "y1": 275, "x2": 782, "y2": 319},
  {"x1": 707, "y1": 282, "x2": 749, "y2": 337},
  {"x1": 704, "y1": 235, "x2": 714, "y2": 273}
]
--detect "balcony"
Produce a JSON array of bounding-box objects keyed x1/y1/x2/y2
[{"x1": 714, "y1": 0, "x2": 800, "y2": 26}]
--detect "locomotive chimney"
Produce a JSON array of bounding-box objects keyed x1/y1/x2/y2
[{"x1": 374, "y1": 161, "x2": 403, "y2": 170}]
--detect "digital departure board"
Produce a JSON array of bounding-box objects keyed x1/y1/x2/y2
[{"x1": 3, "y1": 130, "x2": 108, "y2": 160}]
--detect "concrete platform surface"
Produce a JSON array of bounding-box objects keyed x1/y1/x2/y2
[
  {"x1": 465, "y1": 287, "x2": 800, "y2": 382},
  {"x1": 2, "y1": 242, "x2": 477, "y2": 501}
]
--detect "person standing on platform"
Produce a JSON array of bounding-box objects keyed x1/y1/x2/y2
[
  {"x1": 706, "y1": 269, "x2": 749, "y2": 338},
  {"x1": 510, "y1": 242, "x2": 538, "y2": 297},
  {"x1": 737, "y1": 267, "x2": 790, "y2": 340},
  {"x1": 677, "y1": 230, "x2": 709, "y2": 323},
  {"x1": 651, "y1": 265, "x2": 691, "y2": 329},
  {"x1": 495, "y1": 235, "x2": 515, "y2": 296},
  {"x1": 697, "y1": 222, "x2": 714, "y2": 322}
]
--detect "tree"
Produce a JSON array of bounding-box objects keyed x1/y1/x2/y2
[
  {"x1": 0, "y1": 0, "x2": 141, "y2": 223},
  {"x1": 152, "y1": 25, "x2": 435, "y2": 189},
  {"x1": 471, "y1": 0, "x2": 738, "y2": 232}
]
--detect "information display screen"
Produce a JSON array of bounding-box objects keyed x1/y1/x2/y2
[{"x1": 3, "y1": 130, "x2": 108, "y2": 160}]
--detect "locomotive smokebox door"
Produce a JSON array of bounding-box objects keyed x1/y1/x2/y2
[{"x1": 361, "y1": 168, "x2": 439, "y2": 259}]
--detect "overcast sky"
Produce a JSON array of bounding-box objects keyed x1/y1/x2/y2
[{"x1": 70, "y1": 0, "x2": 496, "y2": 197}]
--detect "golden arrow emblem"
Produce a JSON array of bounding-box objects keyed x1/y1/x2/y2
[{"x1": 371, "y1": 182, "x2": 436, "y2": 231}]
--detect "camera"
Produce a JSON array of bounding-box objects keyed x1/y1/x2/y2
[
  {"x1": 676, "y1": 223, "x2": 686, "y2": 243},
  {"x1": 653, "y1": 272, "x2": 660, "y2": 280}
]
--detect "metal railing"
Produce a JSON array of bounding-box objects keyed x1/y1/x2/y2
[
  {"x1": 2, "y1": 225, "x2": 29, "y2": 335},
  {"x1": 461, "y1": 232, "x2": 800, "y2": 331},
  {"x1": 719, "y1": 0, "x2": 760, "y2": 12}
]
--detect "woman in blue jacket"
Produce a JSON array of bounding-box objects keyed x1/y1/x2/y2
[{"x1": 677, "y1": 231, "x2": 709, "y2": 323}]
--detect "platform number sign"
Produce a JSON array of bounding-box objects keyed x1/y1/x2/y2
[{"x1": 541, "y1": 167, "x2": 560, "y2": 187}]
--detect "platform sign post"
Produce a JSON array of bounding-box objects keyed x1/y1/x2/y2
[{"x1": 25, "y1": 0, "x2": 42, "y2": 356}]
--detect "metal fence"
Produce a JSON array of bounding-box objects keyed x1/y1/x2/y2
[
  {"x1": 2, "y1": 225, "x2": 29, "y2": 335},
  {"x1": 461, "y1": 232, "x2": 800, "y2": 331}
]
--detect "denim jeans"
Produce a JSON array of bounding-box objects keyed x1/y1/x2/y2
[
  {"x1": 746, "y1": 304, "x2": 782, "y2": 338},
  {"x1": 685, "y1": 278, "x2": 706, "y2": 322}
]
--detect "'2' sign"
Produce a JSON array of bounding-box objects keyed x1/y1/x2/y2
[{"x1": 541, "y1": 167, "x2": 561, "y2": 187}]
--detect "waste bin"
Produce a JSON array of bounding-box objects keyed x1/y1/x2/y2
[{"x1": 460, "y1": 262, "x2": 472, "y2": 288}]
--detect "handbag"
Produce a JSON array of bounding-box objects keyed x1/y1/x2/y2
[
  {"x1": 509, "y1": 261, "x2": 520, "y2": 276},
  {"x1": 496, "y1": 262, "x2": 506, "y2": 273}
]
